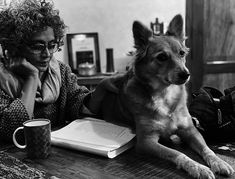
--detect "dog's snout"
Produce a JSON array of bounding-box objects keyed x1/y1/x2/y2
[{"x1": 178, "y1": 71, "x2": 190, "y2": 80}]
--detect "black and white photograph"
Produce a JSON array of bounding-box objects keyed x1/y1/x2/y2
[{"x1": 1, "y1": 0, "x2": 235, "y2": 179}]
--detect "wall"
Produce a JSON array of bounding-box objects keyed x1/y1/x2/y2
[
  {"x1": 53, "y1": 0, "x2": 186, "y2": 72},
  {"x1": 4, "y1": 0, "x2": 185, "y2": 72}
]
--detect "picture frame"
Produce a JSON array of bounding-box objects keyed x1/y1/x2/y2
[{"x1": 67, "y1": 33, "x2": 101, "y2": 73}]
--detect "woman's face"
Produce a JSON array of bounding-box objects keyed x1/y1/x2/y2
[{"x1": 23, "y1": 26, "x2": 57, "y2": 72}]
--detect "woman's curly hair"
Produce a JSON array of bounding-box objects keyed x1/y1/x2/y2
[{"x1": 0, "y1": 0, "x2": 67, "y2": 57}]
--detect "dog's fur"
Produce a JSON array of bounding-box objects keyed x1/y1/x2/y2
[{"x1": 90, "y1": 14, "x2": 234, "y2": 179}]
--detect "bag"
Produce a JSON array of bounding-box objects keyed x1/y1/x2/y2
[{"x1": 189, "y1": 86, "x2": 235, "y2": 142}]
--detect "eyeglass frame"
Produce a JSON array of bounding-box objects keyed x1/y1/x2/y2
[{"x1": 25, "y1": 41, "x2": 59, "y2": 55}]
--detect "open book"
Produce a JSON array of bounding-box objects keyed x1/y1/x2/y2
[{"x1": 51, "y1": 117, "x2": 136, "y2": 158}]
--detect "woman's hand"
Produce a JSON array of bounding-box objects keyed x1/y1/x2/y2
[
  {"x1": 7, "y1": 58, "x2": 40, "y2": 119},
  {"x1": 7, "y1": 58, "x2": 39, "y2": 79}
]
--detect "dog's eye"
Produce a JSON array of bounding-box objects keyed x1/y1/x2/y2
[
  {"x1": 179, "y1": 50, "x2": 185, "y2": 57},
  {"x1": 157, "y1": 52, "x2": 168, "y2": 62}
]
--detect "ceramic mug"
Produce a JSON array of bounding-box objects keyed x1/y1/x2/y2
[{"x1": 12, "y1": 119, "x2": 51, "y2": 159}]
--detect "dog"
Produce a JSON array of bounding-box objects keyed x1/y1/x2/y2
[{"x1": 89, "y1": 14, "x2": 234, "y2": 179}]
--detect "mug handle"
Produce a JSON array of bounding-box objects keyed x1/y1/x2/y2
[{"x1": 12, "y1": 127, "x2": 26, "y2": 149}]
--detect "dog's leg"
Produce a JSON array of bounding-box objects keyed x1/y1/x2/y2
[
  {"x1": 177, "y1": 122, "x2": 234, "y2": 177},
  {"x1": 136, "y1": 120, "x2": 215, "y2": 179}
]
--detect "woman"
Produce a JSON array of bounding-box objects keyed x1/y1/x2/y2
[{"x1": 0, "y1": 0, "x2": 103, "y2": 141}]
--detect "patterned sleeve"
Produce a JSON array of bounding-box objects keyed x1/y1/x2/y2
[
  {"x1": 0, "y1": 90, "x2": 30, "y2": 142},
  {"x1": 62, "y1": 65, "x2": 91, "y2": 120}
]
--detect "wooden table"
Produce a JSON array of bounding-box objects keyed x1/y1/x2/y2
[{"x1": 1, "y1": 140, "x2": 235, "y2": 179}]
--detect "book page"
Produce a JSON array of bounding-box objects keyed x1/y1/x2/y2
[{"x1": 51, "y1": 118, "x2": 135, "y2": 148}]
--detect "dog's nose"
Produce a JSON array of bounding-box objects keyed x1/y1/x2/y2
[{"x1": 178, "y1": 71, "x2": 190, "y2": 80}]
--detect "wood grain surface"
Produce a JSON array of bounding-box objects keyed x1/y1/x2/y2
[{"x1": 2, "y1": 141, "x2": 235, "y2": 179}]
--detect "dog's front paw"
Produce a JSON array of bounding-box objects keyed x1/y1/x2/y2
[
  {"x1": 202, "y1": 148, "x2": 234, "y2": 176},
  {"x1": 205, "y1": 154, "x2": 234, "y2": 176},
  {"x1": 184, "y1": 161, "x2": 215, "y2": 179},
  {"x1": 176, "y1": 154, "x2": 215, "y2": 179}
]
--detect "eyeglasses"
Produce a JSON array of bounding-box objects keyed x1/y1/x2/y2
[{"x1": 26, "y1": 42, "x2": 59, "y2": 54}]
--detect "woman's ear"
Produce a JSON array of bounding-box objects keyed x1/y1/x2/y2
[{"x1": 165, "y1": 14, "x2": 184, "y2": 41}]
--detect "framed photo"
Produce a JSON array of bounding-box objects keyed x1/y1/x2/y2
[{"x1": 67, "y1": 33, "x2": 101, "y2": 73}]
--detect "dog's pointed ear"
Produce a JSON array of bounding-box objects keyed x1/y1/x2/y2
[
  {"x1": 133, "y1": 21, "x2": 153, "y2": 50},
  {"x1": 165, "y1": 14, "x2": 184, "y2": 41}
]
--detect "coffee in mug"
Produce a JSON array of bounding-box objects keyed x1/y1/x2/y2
[{"x1": 12, "y1": 119, "x2": 51, "y2": 159}]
